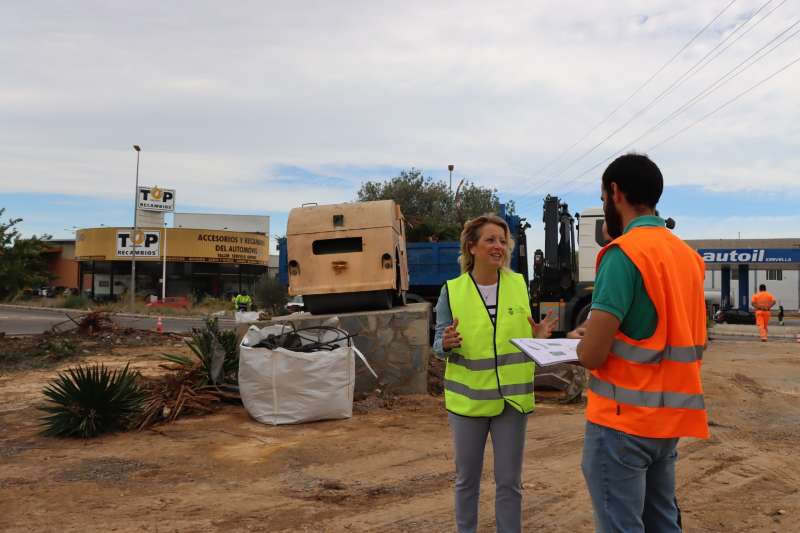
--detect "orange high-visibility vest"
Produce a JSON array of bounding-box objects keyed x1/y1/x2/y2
[
  {"x1": 751, "y1": 291, "x2": 775, "y2": 311},
  {"x1": 586, "y1": 225, "x2": 709, "y2": 439}
]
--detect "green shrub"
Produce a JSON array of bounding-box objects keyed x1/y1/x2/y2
[
  {"x1": 63, "y1": 294, "x2": 89, "y2": 309},
  {"x1": 162, "y1": 317, "x2": 238, "y2": 384},
  {"x1": 255, "y1": 274, "x2": 287, "y2": 314},
  {"x1": 40, "y1": 363, "x2": 145, "y2": 438}
]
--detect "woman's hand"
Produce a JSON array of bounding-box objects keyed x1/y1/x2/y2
[
  {"x1": 443, "y1": 318, "x2": 462, "y2": 350},
  {"x1": 528, "y1": 313, "x2": 558, "y2": 339},
  {"x1": 567, "y1": 326, "x2": 586, "y2": 339}
]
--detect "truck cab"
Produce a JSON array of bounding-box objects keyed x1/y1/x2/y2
[{"x1": 576, "y1": 207, "x2": 606, "y2": 284}]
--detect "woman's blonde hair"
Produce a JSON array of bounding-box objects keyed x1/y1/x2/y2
[{"x1": 458, "y1": 213, "x2": 515, "y2": 273}]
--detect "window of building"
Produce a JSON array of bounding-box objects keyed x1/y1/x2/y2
[
  {"x1": 766, "y1": 269, "x2": 782, "y2": 281},
  {"x1": 731, "y1": 269, "x2": 738, "y2": 281}
]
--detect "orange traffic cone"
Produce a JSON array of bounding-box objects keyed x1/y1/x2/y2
[{"x1": 156, "y1": 316, "x2": 164, "y2": 334}]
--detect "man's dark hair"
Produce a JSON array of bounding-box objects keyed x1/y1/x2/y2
[
  {"x1": 759, "y1": 284, "x2": 766, "y2": 291},
  {"x1": 602, "y1": 153, "x2": 663, "y2": 208}
]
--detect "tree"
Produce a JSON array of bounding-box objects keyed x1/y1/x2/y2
[
  {"x1": 254, "y1": 274, "x2": 288, "y2": 315},
  {"x1": 0, "y1": 208, "x2": 53, "y2": 300},
  {"x1": 356, "y1": 168, "x2": 513, "y2": 242}
]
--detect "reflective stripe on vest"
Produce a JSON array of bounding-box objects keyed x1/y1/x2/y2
[
  {"x1": 588, "y1": 375, "x2": 705, "y2": 410},
  {"x1": 446, "y1": 351, "x2": 529, "y2": 371},
  {"x1": 611, "y1": 340, "x2": 704, "y2": 364},
  {"x1": 587, "y1": 225, "x2": 709, "y2": 439},
  {"x1": 444, "y1": 270, "x2": 534, "y2": 417},
  {"x1": 443, "y1": 379, "x2": 535, "y2": 401}
]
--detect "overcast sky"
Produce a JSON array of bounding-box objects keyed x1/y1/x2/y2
[{"x1": 2, "y1": 0, "x2": 799, "y2": 253}]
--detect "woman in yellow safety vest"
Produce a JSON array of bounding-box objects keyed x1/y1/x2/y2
[{"x1": 433, "y1": 213, "x2": 556, "y2": 533}]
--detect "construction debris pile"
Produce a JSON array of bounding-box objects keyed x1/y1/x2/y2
[{"x1": 0, "y1": 312, "x2": 182, "y2": 371}]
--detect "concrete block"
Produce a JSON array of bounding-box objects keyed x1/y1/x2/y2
[{"x1": 270, "y1": 303, "x2": 433, "y2": 395}]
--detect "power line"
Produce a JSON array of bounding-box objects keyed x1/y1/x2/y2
[
  {"x1": 518, "y1": 0, "x2": 740, "y2": 197},
  {"x1": 555, "y1": 16, "x2": 800, "y2": 196},
  {"x1": 556, "y1": 54, "x2": 800, "y2": 198},
  {"x1": 646, "y1": 54, "x2": 800, "y2": 152},
  {"x1": 686, "y1": 0, "x2": 787, "y2": 83},
  {"x1": 519, "y1": 2, "x2": 789, "y2": 204}
]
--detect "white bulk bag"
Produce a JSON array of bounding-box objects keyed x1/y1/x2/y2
[
  {"x1": 238, "y1": 324, "x2": 355, "y2": 425},
  {"x1": 234, "y1": 311, "x2": 261, "y2": 323}
]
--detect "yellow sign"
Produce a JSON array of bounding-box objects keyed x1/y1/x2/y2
[{"x1": 75, "y1": 227, "x2": 268, "y2": 265}]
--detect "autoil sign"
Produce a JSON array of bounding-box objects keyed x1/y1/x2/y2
[
  {"x1": 116, "y1": 230, "x2": 160, "y2": 257},
  {"x1": 137, "y1": 186, "x2": 175, "y2": 211},
  {"x1": 697, "y1": 248, "x2": 800, "y2": 264}
]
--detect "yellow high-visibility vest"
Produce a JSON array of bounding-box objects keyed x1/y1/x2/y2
[{"x1": 444, "y1": 270, "x2": 534, "y2": 417}]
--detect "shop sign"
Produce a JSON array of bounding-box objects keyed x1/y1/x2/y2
[
  {"x1": 116, "y1": 230, "x2": 161, "y2": 257},
  {"x1": 137, "y1": 186, "x2": 175, "y2": 212},
  {"x1": 698, "y1": 248, "x2": 800, "y2": 263}
]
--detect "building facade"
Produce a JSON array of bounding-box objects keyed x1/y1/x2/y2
[
  {"x1": 687, "y1": 238, "x2": 800, "y2": 311},
  {"x1": 45, "y1": 213, "x2": 273, "y2": 301}
]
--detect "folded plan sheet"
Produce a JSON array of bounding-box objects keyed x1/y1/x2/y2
[{"x1": 510, "y1": 338, "x2": 580, "y2": 367}]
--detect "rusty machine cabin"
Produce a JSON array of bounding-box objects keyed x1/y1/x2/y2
[{"x1": 286, "y1": 200, "x2": 410, "y2": 314}]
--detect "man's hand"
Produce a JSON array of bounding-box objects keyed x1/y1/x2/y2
[
  {"x1": 528, "y1": 312, "x2": 558, "y2": 339},
  {"x1": 443, "y1": 318, "x2": 462, "y2": 350}
]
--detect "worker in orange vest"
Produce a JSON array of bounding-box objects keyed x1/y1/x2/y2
[
  {"x1": 569, "y1": 154, "x2": 708, "y2": 532},
  {"x1": 751, "y1": 284, "x2": 776, "y2": 342}
]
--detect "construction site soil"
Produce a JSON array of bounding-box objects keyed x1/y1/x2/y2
[{"x1": 1, "y1": 337, "x2": 798, "y2": 532}]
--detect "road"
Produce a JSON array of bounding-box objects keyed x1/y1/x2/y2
[
  {"x1": 0, "y1": 306, "x2": 238, "y2": 336},
  {"x1": 2, "y1": 304, "x2": 797, "y2": 337}
]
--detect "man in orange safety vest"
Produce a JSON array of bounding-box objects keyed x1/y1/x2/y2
[{"x1": 751, "y1": 284, "x2": 776, "y2": 342}]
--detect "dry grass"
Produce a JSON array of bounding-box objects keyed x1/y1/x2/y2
[
  {"x1": 6, "y1": 296, "x2": 234, "y2": 316},
  {"x1": 137, "y1": 362, "x2": 238, "y2": 430}
]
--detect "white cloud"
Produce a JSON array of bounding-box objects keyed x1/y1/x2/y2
[
  {"x1": 675, "y1": 214, "x2": 800, "y2": 240},
  {"x1": 1, "y1": 0, "x2": 799, "y2": 222}
]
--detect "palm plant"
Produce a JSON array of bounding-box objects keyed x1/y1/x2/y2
[
  {"x1": 142, "y1": 318, "x2": 240, "y2": 429},
  {"x1": 40, "y1": 363, "x2": 144, "y2": 438},
  {"x1": 162, "y1": 317, "x2": 238, "y2": 384}
]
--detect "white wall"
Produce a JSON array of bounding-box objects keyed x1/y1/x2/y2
[
  {"x1": 174, "y1": 213, "x2": 269, "y2": 234},
  {"x1": 704, "y1": 269, "x2": 799, "y2": 310}
]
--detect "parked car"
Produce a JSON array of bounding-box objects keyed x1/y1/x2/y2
[
  {"x1": 714, "y1": 307, "x2": 756, "y2": 325},
  {"x1": 37, "y1": 286, "x2": 57, "y2": 297}
]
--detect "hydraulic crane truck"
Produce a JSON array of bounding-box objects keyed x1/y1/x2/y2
[
  {"x1": 527, "y1": 196, "x2": 604, "y2": 400},
  {"x1": 529, "y1": 195, "x2": 677, "y2": 400},
  {"x1": 530, "y1": 195, "x2": 603, "y2": 334}
]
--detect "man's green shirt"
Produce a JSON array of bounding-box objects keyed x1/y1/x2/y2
[{"x1": 590, "y1": 216, "x2": 663, "y2": 340}]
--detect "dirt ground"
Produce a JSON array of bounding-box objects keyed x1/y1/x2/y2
[{"x1": 1, "y1": 337, "x2": 798, "y2": 532}]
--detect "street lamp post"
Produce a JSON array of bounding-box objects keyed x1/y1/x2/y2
[
  {"x1": 448, "y1": 164, "x2": 454, "y2": 192},
  {"x1": 130, "y1": 145, "x2": 141, "y2": 311},
  {"x1": 161, "y1": 222, "x2": 168, "y2": 301}
]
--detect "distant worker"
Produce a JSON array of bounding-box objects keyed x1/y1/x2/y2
[
  {"x1": 778, "y1": 304, "x2": 785, "y2": 326},
  {"x1": 570, "y1": 154, "x2": 708, "y2": 532},
  {"x1": 433, "y1": 213, "x2": 557, "y2": 533},
  {"x1": 234, "y1": 290, "x2": 253, "y2": 312},
  {"x1": 751, "y1": 284, "x2": 776, "y2": 341}
]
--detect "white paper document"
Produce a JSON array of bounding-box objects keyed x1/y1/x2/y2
[{"x1": 510, "y1": 338, "x2": 580, "y2": 367}]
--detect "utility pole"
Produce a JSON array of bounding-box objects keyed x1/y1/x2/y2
[{"x1": 130, "y1": 145, "x2": 141, "y2": 311}]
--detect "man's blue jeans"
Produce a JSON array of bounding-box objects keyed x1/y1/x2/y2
[{"x1": 581, "y1": 421, "x2": 682, "y2": 533}]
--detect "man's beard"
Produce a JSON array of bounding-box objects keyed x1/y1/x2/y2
[{"x1": 604, "y1": 198, "x2": 624, "y2": 239}]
